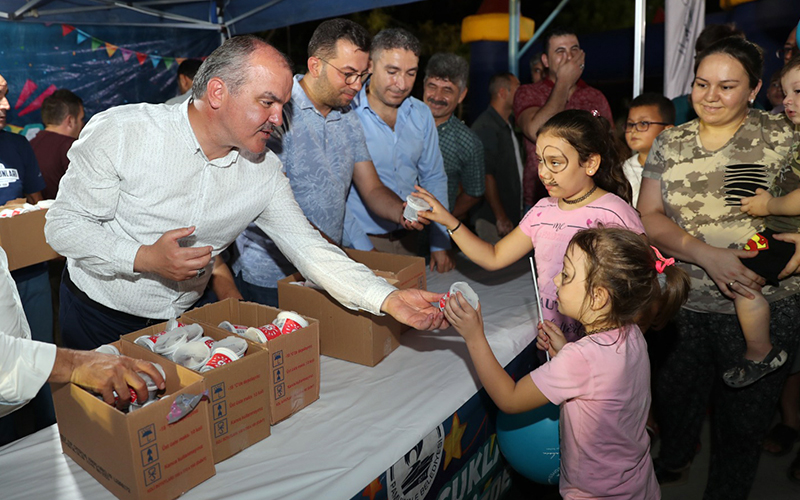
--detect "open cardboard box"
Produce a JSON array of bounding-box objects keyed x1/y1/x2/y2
[
  {"x1": 277, "y1": 248, "x2": 426, "y2": 367},
  {"x1": 121, "y1": 319, "x2": 271, "y2": 463},
  {"x1": 52, "y1": 341, "x2": 215, "y2": 500},
  {"x1": 0, "y1": 198, "x2": 59, "y2": 270},
  {"x1": 182, "y1": 298, "x2": 320, "y2": 424}
]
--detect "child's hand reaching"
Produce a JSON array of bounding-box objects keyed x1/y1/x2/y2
[
  {"x1": 442, "y1": 292, "x2": 485, "y2": 344},
  {"x1": 410, "y1": 185, "x2": 460, "y2": 230},
  {"x1": 740, "y1": 188, "x2": 773, "y2": 217},
  {"x1": 536, "y1": 320, "x2": 567, "y2": 358}
]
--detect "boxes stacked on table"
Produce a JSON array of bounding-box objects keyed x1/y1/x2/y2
[
  {"x1": 52, "y1": 341, "x2": 216, "y2": 500},
  {"x1": 181, "y1": 298, "x2": 320, "y2": 424},
  {"x1": 278, "y1": 248, "x2": 426, "y2": 366},
  {"x1": 0, "y1": 198, "x2": 59, "y2": 270},
  {"x1": 120, "y1": 318, "x2": 273, "y2": 464}
]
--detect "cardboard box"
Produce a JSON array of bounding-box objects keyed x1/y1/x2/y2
[
  {"x1": 121, "y1": 319, "x2": 272, "y2": 463},
  {"x1": 52, "y1": 341, "x2": 215, "y2": 500},
  {"x1": 277, "y1": 249, "x2": 426, "y2": 367},
  {"x1": 182, "y1": 299, "x2": 320, "y2": 424},
  {"x1": 0, "y1": 198, "x2": 59, "y2": 270}
]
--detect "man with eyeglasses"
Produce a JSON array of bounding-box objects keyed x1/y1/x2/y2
[
  {"x1": 513, "y1": 27, "x2": 613, "y2": 211},
  {"x1": 232, "y1": 19, "x2": 418, "y2": 306}
]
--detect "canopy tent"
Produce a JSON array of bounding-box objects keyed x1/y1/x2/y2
[{"x1": 0, "y1": 0, "x2": 420, "y2": 36}]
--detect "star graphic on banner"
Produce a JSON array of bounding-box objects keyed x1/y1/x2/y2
[
  {"x1": 362, "y1": 477, "x2": 383, "y2": 500},
  {"x1": 443, "y1": 412, "x2": 467, "y2": 469}
]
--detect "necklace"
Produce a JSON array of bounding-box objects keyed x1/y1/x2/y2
[
  {"x1": 585, "y1": 325, "x2": 617, "y2": 336},
  {"x1": 562, "y1": 184, "x2": 597, "y2": 205}
]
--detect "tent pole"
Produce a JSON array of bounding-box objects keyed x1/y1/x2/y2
[
  {"x1": 633, "y1": 0, "x2": 645, "y2": 98},
  {"x1": 508, "y1": 0, "x2": 520, "y2": 76}
]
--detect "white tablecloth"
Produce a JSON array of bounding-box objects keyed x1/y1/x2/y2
[{"x1": 0, "y1": 256, "x2": 538, "y2": 500}]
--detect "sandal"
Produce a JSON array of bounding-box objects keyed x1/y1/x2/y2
[
  {"x1": 763, "y1": 423, "x2": 799, "y2": 456},
  {"x1": 789, "y1": 451, "x2": 800, "y2": 485},
  {"x1": 722, "y1": 347, "x2": 788, "y2": 388}
]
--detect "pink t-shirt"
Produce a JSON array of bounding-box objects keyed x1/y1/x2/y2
[
  {"x1": 530, "y1": 326, "x2": 659, "y2": 500},
  {"x1": 519, "y1": 193, "x2": 644, "y2": 341}
]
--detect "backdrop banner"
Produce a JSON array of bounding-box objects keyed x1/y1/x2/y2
[
  {"x1": 0, "y1": 22, "x2": 218, "y2": 132},
  {"x1": 663, "y1": 0, "x2": 705, "y2": 99}
]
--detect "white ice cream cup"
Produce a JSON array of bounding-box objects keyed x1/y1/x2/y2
[
  {"x1": 153, "y1": 330, "x2": 189, "y2": 360},
  {"x1": 197, "y1": 336, "x2": 216, "y2": 350},
  {"x1": 438, "y1": 281, "x2": 480, "y2": 311},
  {"x1": 174, "y1": 324, "x2": 203, "y2": 341},
  {"x1": 134, "y1": 330, "x2": 167, "y2": 351},
  {"x1": 172, "y1": 342, "x2": 212, "y2": 371},
  {"x1": 214, "y1": 336, "x2": 248, "y2": 358},
  {"x1": 273, "y1": 311, "x2": 309, "y2": 335},
  {"x1": 200, "y1": 347, "x2": 240, "y2": 372},
  {"x1": 242, "y1": 325, "x2": 281, "y2": 343},
  {"x1": 218, "y1": 321, "x2": 249, "y2": 335},
  {"x1": 94, "y1": 344, "x2": 120, "y2": 356},
  {"x1": 403, "y1": 194, "x2": 432, "y2": 222}
]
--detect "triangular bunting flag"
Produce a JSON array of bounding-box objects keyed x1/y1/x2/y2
[
  {"x1": 18, "y1": 85, "x2": 57, "y2": 117},
  {"x1": 163, "y1": 57, "x2": 174, "y2": 70},
  {"x1": 175, "y1": 57, "x2": 186, "y2": 66},
  {"x1": 150, "y1": 55, "x2": 162, "y2": 68},
  {"x1": 121, "y1": 48, "x2": 133, "y2": 62},
  {"x1": 76, "y1": 30, "x2": 89, "y2": 44},
  {"x1": 105, "y1": 43, "x2": 118, "y2": 58},
  {"x1": 136, "y1": 52, "x2": 147, "y2": 65},
  {"x1": 14, "y1": 80, "x2": 37, "y2": 110},
  {"x1": 91, "y1": 38, "x2": 102, "y2": 50},
  {"x1": 61, "y1": 24, "x2": 75, "y2": 37}
]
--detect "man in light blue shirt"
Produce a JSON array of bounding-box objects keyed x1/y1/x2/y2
[
  {"x1": 233, "y1": 19, "x2": 416, "y2": 306},
  {"x1": 344, "y1": 28, "x2": 455, "y2": 273}
]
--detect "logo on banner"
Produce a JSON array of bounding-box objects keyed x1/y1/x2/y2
[{"x1": 388, "y1": 424, "x2": 444, "y2": 500}]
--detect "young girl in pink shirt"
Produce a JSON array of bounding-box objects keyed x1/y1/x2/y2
[
  {"x1": 442, "y1": 227, "x2": 690, "y2": 499},
  {"x1": 414, "y1": 109, "x2": 644, "y2": 342}
]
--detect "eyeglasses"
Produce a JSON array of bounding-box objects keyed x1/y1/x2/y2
[
  {"x1": 318, "y1": 58, "x2": 371, "y2": 85},
  {"x1": 625, "y1": 120, "x2": 670, "y2": 132},
  {"x1": 777, "y1": 45, "x2": 797, "y2": 60}
]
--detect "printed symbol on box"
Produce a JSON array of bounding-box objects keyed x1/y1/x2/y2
[
  {"x1": 144, "y1": 463, "x2": 161, "y2": 486},
  {"x1": 211, "y1": 382, "x2": 226, "y2": 402},
  {"x1": 272, "y1": 350, "x2": 284, "y2": 367},
  {"x1": 274, "y1": 383, "x2": 285, "y2": 399},
  {"x1": 214, "y1": 401, "x2": 227, "y2": 420},
  {"x1": 214, "y1": 419, "x2": 228, "y2": 438},
  {"x1": 141, "y1": 444, "x2": 159, "y2": 466},
  {"x1": 138, "y1": 424, "x2": 156, "y2": 447},
  {"x1": 273, "y1": 366, "x2": 285, "y2": 383}
]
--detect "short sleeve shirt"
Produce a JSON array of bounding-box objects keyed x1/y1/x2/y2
[
  {"x1": 530, "y1": 327, "x2": 659, "y2": 500},
  {"x1": 436, "y1": 115, "x2": 485, "y2": 210},
  {"x1": 513, "y1": 80, "x2": 613, "y2": 206},
  {"x1": 642, "y1": 110, "x2": 800, "y2": 314},
  {"x1": 0, "y1": 131, "x2": 45, "y2": 204},
  {"x1": 519, "y1": 193, "x2": 644, "y2": 342}
]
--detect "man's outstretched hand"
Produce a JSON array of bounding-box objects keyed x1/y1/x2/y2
[{"x1": 381, "y1": 289, "x2": 449, "y2": 331}]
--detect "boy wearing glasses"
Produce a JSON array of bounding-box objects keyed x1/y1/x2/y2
[{"x1": 623, "y1": 93, "x2": 674, "y2": 206}]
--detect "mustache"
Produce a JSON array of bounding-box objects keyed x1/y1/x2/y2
[{"x1": 427, "y1": 97, "x2": 447, "y2": 107}]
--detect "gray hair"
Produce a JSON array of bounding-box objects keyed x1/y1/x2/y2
[
  {"x1": 192, "y1": 35, "x2": 292, "y2": 98},
  {"x1": 370, "y1": 28, "x2": 421, "y2": 60},
  {"x1": 424, "y1": 53, "x2": 469, "y2": 91}
]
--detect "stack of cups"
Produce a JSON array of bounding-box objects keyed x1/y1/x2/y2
[
  {"x1": 438, "y1": 282, "x2": 480, "y2": 311},
  {"x1": 218, "y1": 321, "x2": 249, "y2": 335},
  {"x1": 234, "y1": 311, "x2": 309, "y2": 344},
  {"x1": 113, "y1": 363, "x2": 166, "y2": 412},
  {"x1": 199, "y1": 336, "x2": 249, "y2": 373},
  {"x1": 172, "y1": 342, "x2": 212, "y2": 371},
  {"x1": 153, "y1": 329, "x2": 190, "y2": 361},
  {"x1": 403, "y1": 194, "x2": 432, "y2": 222}
]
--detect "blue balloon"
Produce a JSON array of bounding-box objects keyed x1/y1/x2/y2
[{"x1": 496, "y1": 403, "x2": 561, "y2": 484}]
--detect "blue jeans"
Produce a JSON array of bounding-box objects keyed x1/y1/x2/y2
[{"x1": 233, "y1": 272, "x2": 278, "y2": 307}]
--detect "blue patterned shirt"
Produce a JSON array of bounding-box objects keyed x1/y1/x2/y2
[
  {"x1": 343, "y1": 83, "x2": 450, "y2": 252},
  {"x1": 437, "y1": 115, "x2": 485, "y2": 209},
  {"x1": 233, "y1": 75, "x2": 371, "y2": 288}
]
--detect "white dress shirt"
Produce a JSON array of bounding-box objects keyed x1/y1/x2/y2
[
  {"x1": 46, "y1": 99, "x2": 396, "y2": 319},
  {"x1": 0, "y1": 247, "x2": 57, "y2": 417}
]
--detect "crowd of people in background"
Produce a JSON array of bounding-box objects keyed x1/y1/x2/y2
[{"x1": 2, "y1": 14, "x2": 800, "y2": 500}]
